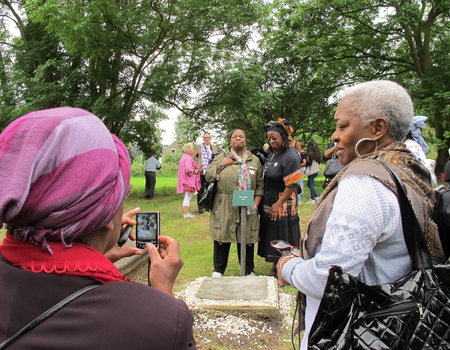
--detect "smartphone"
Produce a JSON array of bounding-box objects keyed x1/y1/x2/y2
[
  {"x1": 117, "y1": 224, "x2": 133, "y2": 247},
  {"x1": 135, "y1": 212, "x2": 160, "y2": 249}
]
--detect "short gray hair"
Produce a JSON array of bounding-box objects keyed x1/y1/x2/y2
[
  {"x1": 182, "y1": 143, "x2": 194, "y2": 153},
  {"x1": 343, "y1": 80, "x2": 414, "y2": 141}
]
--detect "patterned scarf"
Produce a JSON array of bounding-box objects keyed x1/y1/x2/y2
[
  {"x1": 313, "y1": 141, "x2": 444, "y2": 263},
  {"x1": 0, "y1": 107, "x2": 131, "y2": 255},
  {"x1": 230, "y1": 148, "x2": 256, "y2": 215},
  {"x1": 201, "y1": 143, "x2": 213, "y2": 174},
  {"x1": 231, "y1": 148, "x2": 251, "y2": 190}
]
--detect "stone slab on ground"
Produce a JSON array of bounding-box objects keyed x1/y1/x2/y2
[{"x1": 184, "y1": 276, "x2": 280, "y2": 319}]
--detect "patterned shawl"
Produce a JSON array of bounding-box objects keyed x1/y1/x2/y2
[{"x1": 306, "y1": 142, "x2": 444, "y2": 264}]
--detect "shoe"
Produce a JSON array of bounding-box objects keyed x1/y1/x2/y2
[
  {"x1": 183, "y1": 213, "x2": 195, "y2": 218},
  {"x1": 198, "y1": 209, "x2": 204, "y2": 214},
  {"x1": 247, "y1": 272, "x2": 256, "y2": 277},
  {"x1": 306, "y1": 199, "x2": 316, "y2": 204},
  {"x1": 267, "y1": 266, "x2": 277, "y2": 277},
  {"x1": 212, "y1": 271, "x2": 222, "y2": 277}
]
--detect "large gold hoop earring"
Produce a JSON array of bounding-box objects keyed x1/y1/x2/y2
[{"x1": 354, "y1": 138, "x2": 378, "y2": 157}]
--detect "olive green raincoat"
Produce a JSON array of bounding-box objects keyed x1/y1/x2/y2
[{"x1": 205, "y1": 151, "x2": 264, "y2": 244}]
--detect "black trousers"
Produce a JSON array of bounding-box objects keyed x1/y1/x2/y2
[
  {"x1": 213, "y1": 240, "x2": 255, "y2": 275},
  {"x1": 144, "y1": 171, "x2": 156, "y2": 199},
  {"x1": 196, "y1": 175, "x2": 208, "y2": 211}
]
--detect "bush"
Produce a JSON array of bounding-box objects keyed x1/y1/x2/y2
[
  {"x1": 131, "y1": 161, "x2": 145, "y2": 177},
  {"x1": 159, "y1": 163, "x2": 179, "y2": 177}
]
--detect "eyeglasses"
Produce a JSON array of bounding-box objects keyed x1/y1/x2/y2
[
  {"x1": 266, "y1": 136, "x2": 279, "y2": 142},
  {"x1": 270, "y1": 240, "x2": 301, "y2": 257}
]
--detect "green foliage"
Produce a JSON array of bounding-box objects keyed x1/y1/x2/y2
[
  {"x1": 1, "y1": 0, "x2": 261, "y2": 149},
  {"x1": 164, "y1": 150, "x2": 183, "y2": 165}
]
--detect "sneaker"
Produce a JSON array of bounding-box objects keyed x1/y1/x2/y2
[
  {"x1": 247, "y1": 272, "x2": 256, "y2": 277},
  {"x1": 212, "y1": 271, "x2": 222, "y2": 277},
  {"x1": 183, "y1": 213, "x2": 195, "y2": 218},
  {"x1": 306, "y1": 199, "x2": 316, "y2": 204}
]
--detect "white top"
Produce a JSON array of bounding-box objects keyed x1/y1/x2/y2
[{"x1": 282, "y1": 175, "x2": 412, "y2": 348}]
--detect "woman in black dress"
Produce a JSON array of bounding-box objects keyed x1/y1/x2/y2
[{"x1": 257, "y1": 119, "x2": 303, "y2": 277}]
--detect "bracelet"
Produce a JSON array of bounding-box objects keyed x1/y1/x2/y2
[{"x1": 279, "y1": 255, "x2": 293, "y2": 269}]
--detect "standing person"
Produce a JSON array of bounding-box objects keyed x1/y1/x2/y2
[
  {"x1": 294, "y1": 141, "x2": 307, "y2": 202},
  {"x1": 177, "y1": 143, "x2": 201, "y2": 219},
  {"x1": 0, "y1": 107, "x2": 196, "y2": 349},
  {"x1": 304, "y1": 141, "x2": 321, "y2": 204},
  {"x1": 257, "y1": 119, "x2": 302, "y2": 278},
  {"x1": 276, "y1": 80, "x2": 445, "y2": 349},
  {"x1": 144, "y1": 152, "x2": 161, "y2": 200},
  {"x1": 205, "y1": 129, "x2": 264, "y2": 277},
  {"x1": 192, "y1": 133, "x2": 218, "y2": 214}
]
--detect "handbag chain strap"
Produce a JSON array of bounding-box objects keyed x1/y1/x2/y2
[
  {"x1": 378, "y1": 161, "x2": 433, "y2": 270},
  {"x1": 0, "y1": 283, "x2": 100, "y2": 349}
]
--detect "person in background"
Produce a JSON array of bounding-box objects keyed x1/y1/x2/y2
[
  {"x1": 177, "y1": 143, "x2": 201, "y2": 219},
  {"x1": 206, "y1": 129, "x2": 264, "y2": 277},
  {"x1": 192, "y1": 133, "x2": 218, "y2": 214},
  {"x1": 297, "y1": 142, "x2": 308, "y2": 202},
  {"x1": 257, "y1": 119, "x2": 302, "y2": 279},
  {"x1": 0, "y1": 107, "x2": 196, "y2": 349},
  {"x1": 404, "y1": 127, "x2": 438, "y2": 187},
  {"x1": 409, "y1": 115, "x2": 429, "y2": 154},
  {"x1": 444, "y1": 148, "x2": 450, "y2": 185},
  {"x1": 304, "y1": 140, "x2": 321, "y2": 204},
  {"x1": 277, "y1": 80, "x2": 445, "y2": 350},
  {"x1": 145, "y1": 152, "x2": 161, "y2": 200},
  {"x1": 289, "y1": 137, "x2": 303, "y2": 154}
]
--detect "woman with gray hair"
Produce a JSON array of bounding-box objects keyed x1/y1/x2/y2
[
  {"x1": 177, "y1": 143, "x2": 201, "y2": 218},
  {"x1": 276, "y1": 80, "x2": 445, "y2": 349}
]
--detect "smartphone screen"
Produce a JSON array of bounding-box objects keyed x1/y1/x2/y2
[{"x1": 135, "y1": 212, "x2": 160, "y2": 249}]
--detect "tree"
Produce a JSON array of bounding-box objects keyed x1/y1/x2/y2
[{"x1": 262, "y1": 0, "x2": 450, "y2": 169}]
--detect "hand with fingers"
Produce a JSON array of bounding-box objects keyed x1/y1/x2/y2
[
  {"x1": 105, "y1": 207, "x2": 143, "y2": 263},
  {"x1": 146, "y1": 236, "x2": 184, "y2": 296}
]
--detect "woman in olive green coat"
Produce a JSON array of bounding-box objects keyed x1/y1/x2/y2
[{"x1": 205, "y1": 129, "x2": 264, "y2": 277}]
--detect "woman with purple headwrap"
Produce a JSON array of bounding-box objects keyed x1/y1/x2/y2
[{"x1": 0, "y1": 108, "x2": 196, "y2": 349}]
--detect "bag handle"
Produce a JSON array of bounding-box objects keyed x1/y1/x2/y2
[
  {"x1": 0, "y1": 283, "x2": 100, "y2": 349},
  {"x1": 378, "y1": 161, "x2": 433, "y2": 270}
]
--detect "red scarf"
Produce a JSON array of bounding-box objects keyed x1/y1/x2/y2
[{"x1": 0, "y1": 233, "x2": 132, "y2": 284}]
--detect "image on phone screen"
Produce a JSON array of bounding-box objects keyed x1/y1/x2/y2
[{"x1": 136, "y1": 212, "x2": 159, "y2": 248}]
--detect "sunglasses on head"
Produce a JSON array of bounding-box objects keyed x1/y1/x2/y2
[{"x1": 270, "y1": 240, "x2": 301, "y2": 257}]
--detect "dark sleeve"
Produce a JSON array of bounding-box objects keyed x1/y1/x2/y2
[
  {"x1": 173, "y1": 299, "x2": 197, "y2": 349},
  {"x1": 445, "y1": 160, "x2": 450, "y2": 182},
  {"x1": 283, "y1": 148, "x2": 302, "y2": 187}
]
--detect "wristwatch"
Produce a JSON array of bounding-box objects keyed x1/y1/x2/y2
[{"x1": 218, "y1": 162, "x2": 226, "y2": 170}]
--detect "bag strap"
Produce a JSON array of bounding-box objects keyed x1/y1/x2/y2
[
  {"x1": 378, "y1": 161, "x2": 433, "y2": 270},
  {"x1": 0, "y1": 283, "x2": 100, "y2": 349}
]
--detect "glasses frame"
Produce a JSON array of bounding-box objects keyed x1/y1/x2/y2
[{"x1": 266, "y1": 136, "x2": 280, "y2": 142}]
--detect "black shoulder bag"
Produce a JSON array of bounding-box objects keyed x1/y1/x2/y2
[
  {"x1": 309, "y1": 161, "x2": 450, "y2": 350},
  {"x1": 0, "y1": 284, "x2": 100, "y2": 349}
]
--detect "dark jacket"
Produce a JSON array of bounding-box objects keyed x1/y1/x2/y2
[{"x1": 0, "y1": 254, "x2": 196, "y2": 350}]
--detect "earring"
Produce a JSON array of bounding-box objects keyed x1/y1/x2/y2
[{"x1": 355, "y1": 138, "x2": 378, "y2": 157}]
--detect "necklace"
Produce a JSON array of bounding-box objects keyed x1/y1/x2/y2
[{"x1": 262, "y1": 152, "x2": 276, "y2": 179}]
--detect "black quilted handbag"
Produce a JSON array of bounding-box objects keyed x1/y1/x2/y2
[
  {"x1": 309, "y1": 161, "x2": 450, "y2": 350},
  {"x1": 323, "y1": 152, "x2": 344, "y2": 179}
]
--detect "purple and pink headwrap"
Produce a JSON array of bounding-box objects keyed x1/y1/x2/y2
[{"x1": 0, "y1": 107, "x2": 131, "y2": 254}]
